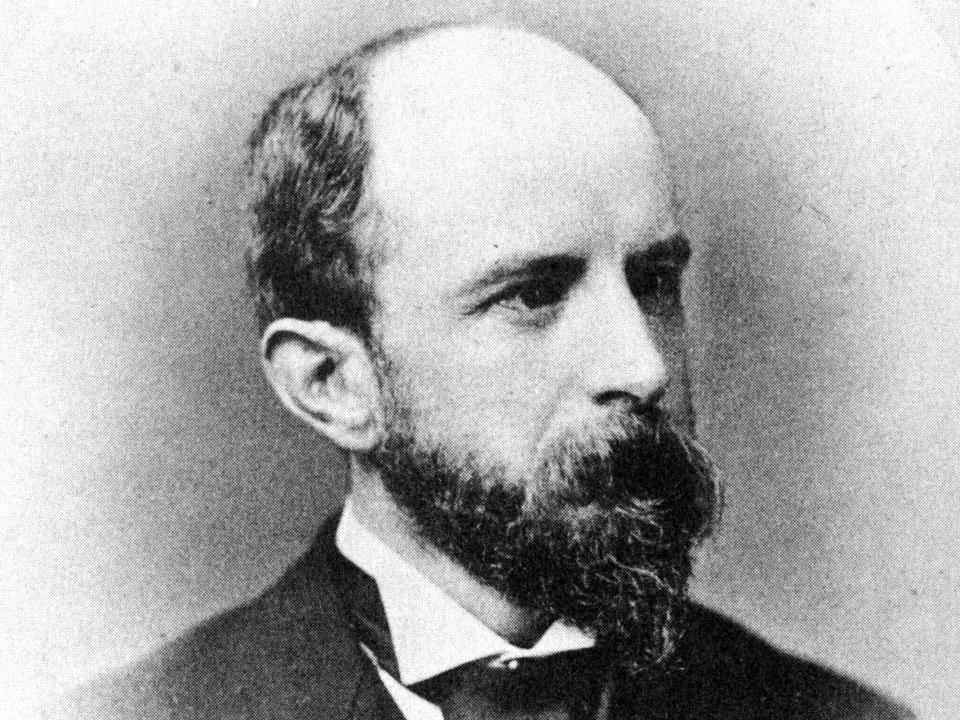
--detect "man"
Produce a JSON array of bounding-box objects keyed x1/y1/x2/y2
[{"x1": 60, "y1": 23, "x2": 911, "y2": 720}]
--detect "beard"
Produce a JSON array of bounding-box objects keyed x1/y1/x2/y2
[{"x1": 366, "y1": 363, "x2": 718, "y2": 673}]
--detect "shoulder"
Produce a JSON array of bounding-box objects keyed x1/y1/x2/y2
[
  {"x1": 51, "y1": 601, "x2": 273, "y2": 720},
  {"x1": 617, "y1": 603, "x2": 915, "y2": 720},
  {"x1": 49, "y1": 520, "x2": 366, "y2": 720}
]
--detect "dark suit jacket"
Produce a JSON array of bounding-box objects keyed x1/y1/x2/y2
[{"x1": 55, "y1": 514, "x2": 913, "y2": 720}]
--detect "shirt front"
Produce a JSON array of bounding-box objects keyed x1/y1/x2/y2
[{"x1": 335, "y1": 499, "x2": 596, "y2": 720}]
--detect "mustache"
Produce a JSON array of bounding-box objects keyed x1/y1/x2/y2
[{"x1": 535, "y1": 406, "x2": 719, "y2": 542}]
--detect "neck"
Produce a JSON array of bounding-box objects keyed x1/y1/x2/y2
[{"x1": 348, "y1": 455, "x2": 551, "y2": 646}]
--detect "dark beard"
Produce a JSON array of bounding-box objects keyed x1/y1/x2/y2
[{"x1": 369, "y1": 399, "x2": 718, "y2": 673}]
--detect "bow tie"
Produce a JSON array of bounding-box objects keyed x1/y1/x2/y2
[
  {"x1": 328, "y1": 546, "x2": 611, "y2": 719},
  {"x1": 410, "y1": 647, "x2": 609, "y2": 720}
]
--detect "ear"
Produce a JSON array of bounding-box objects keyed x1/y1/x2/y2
[{"x1": 260, "y1": 318, "x2": 384, "y2": 452}]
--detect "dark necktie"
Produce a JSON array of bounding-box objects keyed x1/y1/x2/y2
[
  {"x1": 411, "y1": 647, "x2": 612, "y2": 720},
  {"x1": 327, "y1": 546, "x2": 612, "y2": 720}
]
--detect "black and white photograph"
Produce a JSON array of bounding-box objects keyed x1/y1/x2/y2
[{"x1": 2, "y1": 2, "x2": 958, "y2": 719}]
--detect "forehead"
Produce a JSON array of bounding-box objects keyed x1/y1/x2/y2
[{"x1": 365, "y1": 27, "x2": 676, "y2": 276}]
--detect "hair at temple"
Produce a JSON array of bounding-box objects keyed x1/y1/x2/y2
[{"x1": 245, "y1": 24, "x2": 443, "y2": 341}]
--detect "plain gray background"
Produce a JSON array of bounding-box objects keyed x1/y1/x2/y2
[{"x1": 2, "y1": 1, "x2": 959, "y2": 718}]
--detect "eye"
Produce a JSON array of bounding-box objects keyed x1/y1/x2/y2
[
  {"x1": 628, "y1": 264, "x2": 683, "y2": 314},
  {"x1": 466, "y1": 256, "x2": 586, "y2": 327},
  {"x1": 507, "y1": 275, "x2": 570, "y2": 310},
  {"x1": 488, "y1": 274, "x2": 574, "y2": 328}
]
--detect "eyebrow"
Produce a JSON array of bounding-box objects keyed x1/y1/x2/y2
[
  {"x1": 455, "y1": 253, "x2": 588, "y2": 299},
  {"x1": 626, "y1": 233, "x2": 692, "y2": 267},
  {"x1": 453, "y1": 233, "x2": 691, "y2": 303}
]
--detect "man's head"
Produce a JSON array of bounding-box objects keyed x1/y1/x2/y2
[{"x1": 250, "y1": 24, "x2": 717, "y2": 670}]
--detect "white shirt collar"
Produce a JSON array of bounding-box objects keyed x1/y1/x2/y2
[{"x1": 335, "y1": 498, "x2": 595, "y2": 686}]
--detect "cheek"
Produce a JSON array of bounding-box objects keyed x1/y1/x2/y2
[{"x1": 380, "y1": 320, "x2": 561, "y2": 469}]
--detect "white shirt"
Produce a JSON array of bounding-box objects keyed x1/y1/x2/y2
[{"x1": 335, "y1": 499, "x2": 596, "y2": 720}]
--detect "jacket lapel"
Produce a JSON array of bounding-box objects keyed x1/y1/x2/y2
[
  {"x1": 234, "y1": 512, "x2": 369, "y2": 720},
  {"x1": 253, "y1": 510, "x2": 405, "y2": 720}
]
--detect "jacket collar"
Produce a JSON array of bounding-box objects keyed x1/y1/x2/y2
[{"x1": 251, "y1": 508, "x2": 748, "y2": 720}]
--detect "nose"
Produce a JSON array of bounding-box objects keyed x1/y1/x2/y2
[{"x1": 580, "y1": 277, "x2": 670, "y2": 409}]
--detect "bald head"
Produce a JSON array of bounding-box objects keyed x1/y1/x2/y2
[
  {"x1": 366, "y1": 26, "x2": 655, "y2": 186},
  {"x1": 366, "y1": 26, "x2": 665, "y2": 240}
]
